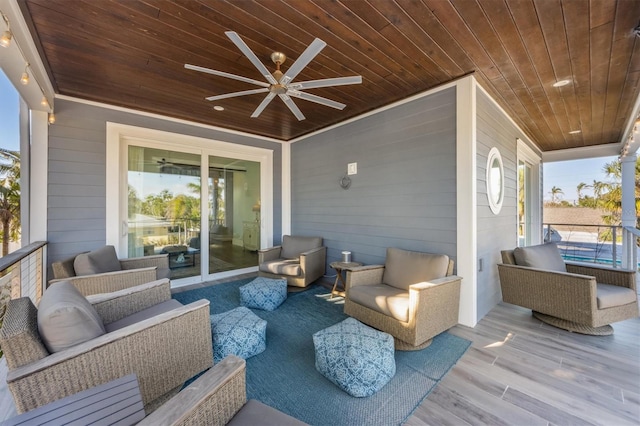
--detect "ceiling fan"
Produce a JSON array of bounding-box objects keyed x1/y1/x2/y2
[{"x1": 185, "y1": 31, "x2": 362, "y2": 121}]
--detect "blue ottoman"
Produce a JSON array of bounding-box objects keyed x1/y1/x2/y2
[
  {"x1": 240, "y1": 277, "x2": 287, "y2": 311},
  {"x1": 210, "y1": 307, "x2": 266, "y2": 363},
  {"x1": 313, "y1": 318, "x2": 396, "y2": 397}
]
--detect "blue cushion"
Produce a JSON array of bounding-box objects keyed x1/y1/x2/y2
[
  {"x1": 313, "y1": 318, "x2": 396, "y2": 397},
  {"x1": 240, "y1": 277, "x2": 287, "y2": 311},
  {"x1": 210, "y1": 307, "x2": 266, "y2": 363}
]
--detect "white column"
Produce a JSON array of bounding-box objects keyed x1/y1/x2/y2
[
  {"x1": 29, "y1": 110, "x2": 48, "y2": 242},
  {"x1": 620, "y1": 153, "x2": 637, "y2": 269},
  {"x1": 281, "y1": 143, "x2": 291, "y2": 238}
]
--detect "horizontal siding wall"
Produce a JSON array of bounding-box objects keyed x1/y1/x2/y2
[
  {"x1": 475, "y1": 89, "x2": 521, "y2": 320},
  {"x1": 47, "y1": 99, "x2": 282, "y2": 270},
  {"x1": 291, "y1": 87, "x2": 457, "y2": 273}
]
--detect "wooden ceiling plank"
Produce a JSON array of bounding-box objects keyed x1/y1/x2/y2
[
  {"x1": 589, "y1": 20, "x2": 614, "y2": 146},
  {"x1": 589, "y1": 0, "x2": 616, "y2": 30}
]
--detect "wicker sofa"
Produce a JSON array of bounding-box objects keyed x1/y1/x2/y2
[
  {"x1": 498, "y1": 243, "x2": 639, "y2": 335},
  {"x1": 0, "y1": 278, "x2": 213, "y2": 414},
  {"x1": 139, "y1": 355, "x2": 307, "y2": 425},
  {"x1": 344, "y1": 248, "x2": 462, "y2": 350},
  {"x1": 49, "y1": 245, "x2": 171, "y2": 296}
]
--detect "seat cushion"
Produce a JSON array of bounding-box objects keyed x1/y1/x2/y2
[
  {"x1": 513, "y1": 243, "x2": 566, "y2": 272},
  {"x1": 228, "y1": 399, "x2": 307, "y2": 426},
  {"x1": 104, "y1": 299, "x2": 183, "y2": 332},
  {"x1": 596, "y1": 283, "x2": 637, "y2": 309},
  {"x1": 348, "y1": 284, "x2": 410, "y2": 322},
  {"x1": 259, "y1": 259, "x2": 301, "y2": 276},
  {"x1": 73, "y1": 245, "x2": 122, "y2": 276},
  {"x1": 37, "y1": 281, "x2": 106, "y2": 353},
  {"x1": 382, "y1": 248, "x2": 450, "y2": 291},
  {"x1": 280, "y1": 235, "x2": 322, "y2": 260}
]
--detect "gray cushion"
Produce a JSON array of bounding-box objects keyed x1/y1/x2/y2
[
  {"x1": 596, "y1": 283, "x2": 637, "y2": 309},
  {"x1": 105, "y1": 299, "x2": 183, "y2": 332},
  {"x1": 348, "y1": 284, "x2": 410, "y2": 322},
  {"x1": 227, "y1": 399, "x2": 307, "y2": 426},
  {"x1": 73, "y1": 245, "x2": 122, "y2": 276},
  {"x1": 280, "y1": 235, "x2": 323, "y2": 260},
  {"x1": 513, "y1": 243, "x2": 566, "y2": 272},
  {"x1": 382, "y1": 248, "x2": 450, "y2": 291},
  {"x1": 37, "y1": 281, "x2": 106, "y2": 353},
  {"x1": 259, "y1": 259, "x2": 301, "y2": 276}
]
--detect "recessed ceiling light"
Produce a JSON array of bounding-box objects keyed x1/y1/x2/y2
[
  {"x1": 569, "y1": 130, "x2": 581, "y2": 134},
  {"x1": 213, "y1": 105, "x2": 224, "y2": 111},
  {"x1": 553, "y1": 79, "x2": 572, "y2": 87}
]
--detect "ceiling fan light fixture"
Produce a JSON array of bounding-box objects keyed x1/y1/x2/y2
[{"x1": 553, "y1": 79, "x2": 572, "y2": 87}]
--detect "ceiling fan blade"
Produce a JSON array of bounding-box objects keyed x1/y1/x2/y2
[
  {"x1": 288, "y1": 76, "x2": 362, "y2": 90},
  {"x1": 185, "y1": 64, "x2": 270, "y2": 88},
  {"x1": 280, "y1": 38, "x2": 327, "y2": 86},
  {"x1": 251, "y1": 92, "x2": 277, "y2": 118},
  {"x1": 278, "y1": 94, "x2": 306, "y2": 121},
  {"x1": 225, "y1": 31, "x2": 278, "y2": 85},
  {"x1": 287, "y1": 90, "x2": 346, "y2": 110},
  {"x1": 205, "y1": 88, "x2": 269, "y2": 101}
]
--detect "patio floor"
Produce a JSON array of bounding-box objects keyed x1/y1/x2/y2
[{"x1": 1, "y1": 273, "x2": 639, "y2": 424}]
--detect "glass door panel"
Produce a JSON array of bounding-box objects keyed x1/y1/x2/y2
[
  {"x1": 127, "y1": 146, "x2": 201, "y2": 280},
  {"x1": 208, "y1": 155, "x2": 260, "y2": 274},
  {"x1": 518, "y1": 160, "x2": 532, "y2": 247}
]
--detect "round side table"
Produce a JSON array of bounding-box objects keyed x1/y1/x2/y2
[{"x1": 329, "y1": 261, "x2": 363, "y2": 298}]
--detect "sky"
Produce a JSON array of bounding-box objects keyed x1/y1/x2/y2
[{"x1": 0, "y1": 68, "x2": 624, "y2": 205}]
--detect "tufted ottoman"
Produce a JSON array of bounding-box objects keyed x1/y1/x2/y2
[
  {"x1": 210, "y1": 307, "x2": 266, "y2": 363},
  {"x1": 239, "y1": 277, "x2": 287, "y2": 311},
  {"x1": 313, "y1": 317, "x2": 396, "y2": 397}
]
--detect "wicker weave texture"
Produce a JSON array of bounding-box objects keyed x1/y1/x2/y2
[
  {"x1": 139, "y1": 355, "x2": 247, "y2": 426},
  {"x1": 0, "y1": 298, "x2": 49, "y2": 370},
  {"x1": 258, "y1": 246, "x2": 327, "y2": 288},
  {"x1": 6, "y1": 300, "x2": 213, "y2": 414},
  {"x1": 49, "y1": 268, "x2": 158, "y2": 297}
]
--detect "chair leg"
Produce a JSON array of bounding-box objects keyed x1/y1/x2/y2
[{"x1": 532, "y1": 311, "x2": 613, "y2": 336}]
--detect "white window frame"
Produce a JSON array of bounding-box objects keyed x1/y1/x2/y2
[{"x1": 517, "y1": 138, "x2": 542, "y2": 246}]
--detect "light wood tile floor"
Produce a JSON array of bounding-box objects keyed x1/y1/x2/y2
[{"x1": 2, "y1": 275, "x2": 639, "y2": 425}]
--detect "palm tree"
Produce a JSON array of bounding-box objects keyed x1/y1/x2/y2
[
  {"x1": 0, "y1": 148, "x2": 21, "y2": 256},
  {"x1": 550, "y1": 186, "x2": 563, "y2": 204},
  {"x1": 576, "y1": 182, "x2": 589, "y2": 200}
]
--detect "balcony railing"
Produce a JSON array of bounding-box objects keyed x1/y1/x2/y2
[
  {"x1": 543, "y1": 223, "x2": 639, "y2": 270},
  {"x1": 0, "y1": 242, "x2": 48, "y2": 315}
]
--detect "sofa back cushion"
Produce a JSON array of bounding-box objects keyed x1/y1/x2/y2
[
  {"x1": 74, "y1": 245, "x2": 122, "y2": 276},
  {"x1": 38, "y1": 281, "x2": 106, "y2": 353},
  {"x1": 382, "y1": 248, "x2": 450, "y2": 291},
  {"x1": 281, "y1": 235, "x2": 323, "y2": 260},
  {"x1": 513, "y1": 243, "x2": 566, "y2": 272}
]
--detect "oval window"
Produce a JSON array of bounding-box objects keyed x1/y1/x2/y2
[{"x1": 486, "y1": 147, "x2": 504, "y2": 214}]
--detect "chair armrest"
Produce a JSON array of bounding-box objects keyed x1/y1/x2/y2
[
  {"x1": 409, "y1": 275, "x2": 462, "y2": 342},
  {"x1": 87, "y1": 279, "x2": 172, "y2": 325},
  {"x1": 47, "y1": 267, "x2": 158, "y2": 297},
  {"x1": 7, "y1": 299, "x2": 213, "y2": 414},
  {"x1": 299, "y1": 246, "x2": 326, "y2": 279},
  {"x1": 120, "y1": 254, "x2": 169, "y2": 270},
  {"x1": 345, "y1": 265, "x2": 385, "y2": 290},
  {"x1": 566, "y1": 262, "x2": 637, "y2": 291},
  {"x1": 138, "y1": 355, "x2": 247, "y2": 426},
  {"x1": 259, "y1": 246, "x2": 282, "y2": 263}
]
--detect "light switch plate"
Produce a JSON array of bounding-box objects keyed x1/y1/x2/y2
[{"x1": 347, "y1": 162, "x2": 357, "y2": 175}]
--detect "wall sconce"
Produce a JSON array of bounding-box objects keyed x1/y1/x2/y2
[{"x1": 0, "y1": 12, "x2": 11, "y2": 48}]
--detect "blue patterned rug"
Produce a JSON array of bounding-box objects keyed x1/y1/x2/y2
[{"x1": 173, "y1": 279, "x2": 470, "y2": 426}]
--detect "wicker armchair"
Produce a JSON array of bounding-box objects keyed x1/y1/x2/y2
[
  {"x1": 258, "y1": 235, "x2": 326, "y2": 288},
  {"x1": 498, "y1": 243, "x2": 639, "y2": 335},
  {"x1": 0, "y1": 279, "x2": 213, "y2": 414},
  {"x1": 50, "y1": 245, "x2": 170, "y2": 296},
  {"x1": 344, "y1": 248, "x2": 462, "y2": 350},
  {"x1": 140, "y1": 355, "x2": 307, "y2": 426}
]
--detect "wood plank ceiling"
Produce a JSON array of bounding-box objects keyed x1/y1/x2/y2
[{"x1": 18, "y1": 0, "x2": 640, "y2": 150}]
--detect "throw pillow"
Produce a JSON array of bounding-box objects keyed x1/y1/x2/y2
[
  {"x1": 74, "y1": 245, "x2": 122, "y2": 276},
  {"x1": 38, "y1": 281, "x2": 106, "y2": 353},
  {"x1": 513, "y1": 243, "x2": 566, "y2": 272}
]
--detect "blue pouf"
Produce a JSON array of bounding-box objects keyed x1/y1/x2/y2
[
  {"x1": 239, "y1": 277, "x2": 287, "y2": 311},
  {"x1": 210, "y1": 307, "x2": 266, "y2": 363},
  {"x1": 313, "y1": 318, "x2": 396, "y2": 397}
]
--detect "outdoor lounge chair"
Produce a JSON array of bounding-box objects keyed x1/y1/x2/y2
[
  {"x1": 258, "y1": 235, "x2": 326, "y2": 288},
  {"x1": 344, "y1": 247, "x2": 462, "y2": 350},
  {"x1": 498, "y1": 242, "x2": 639, "y2": 335},
  {"x1": 49, "y1": 245, "x2": 170, "y2": 296},
  {"x1": 0, "y1": 278, "x2": 213, "y2": 414}
]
